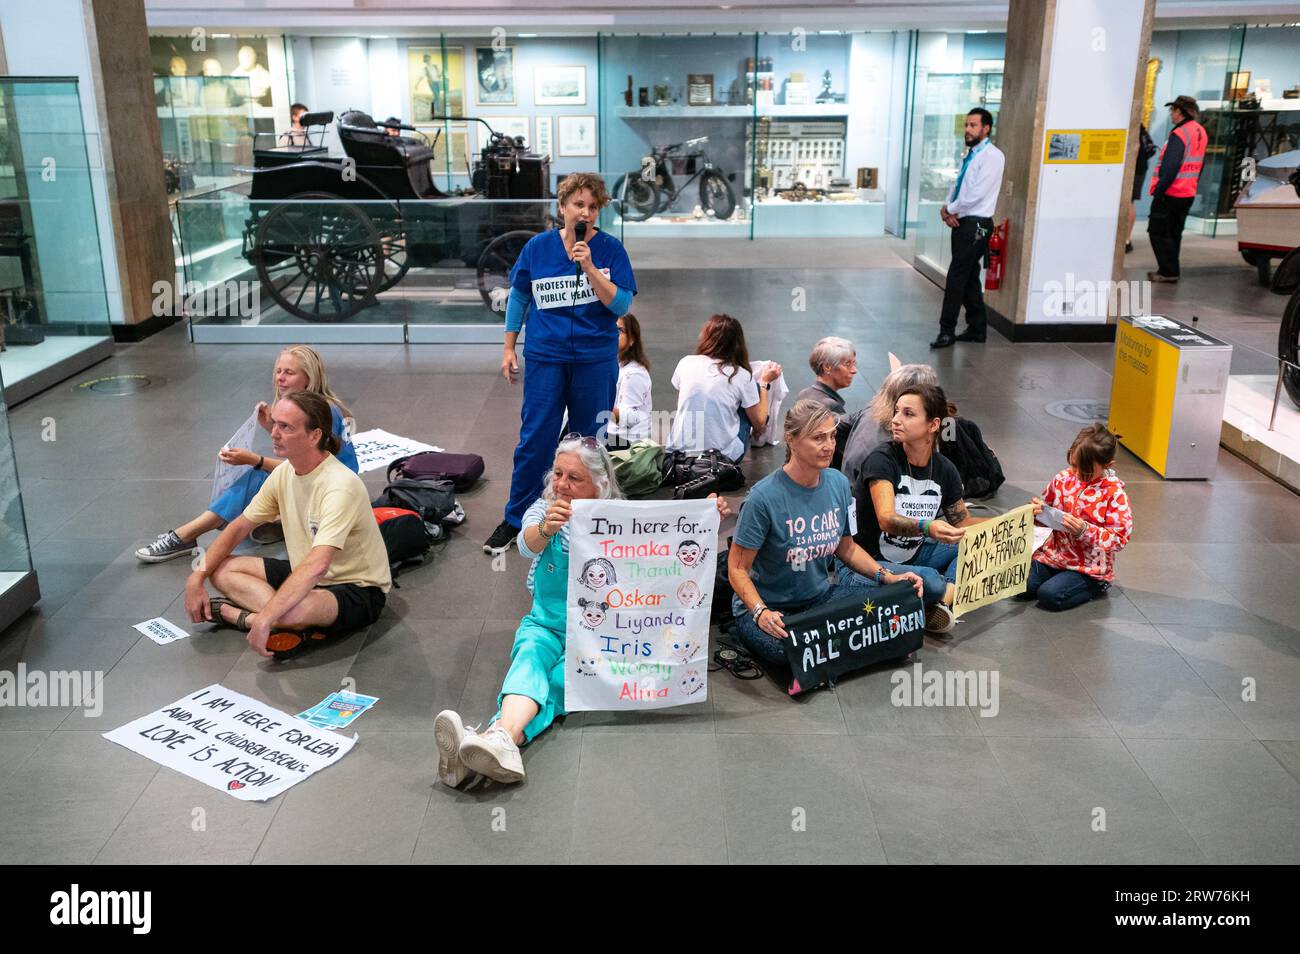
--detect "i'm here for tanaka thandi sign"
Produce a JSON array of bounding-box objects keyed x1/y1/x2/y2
[{"x1": 564, "y1": 499, "x2": 719, "y2": 711}]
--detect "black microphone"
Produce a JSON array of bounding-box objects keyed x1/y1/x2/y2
[{"x1": 573, "y1": 221, "x2": 588, "y2": 282}]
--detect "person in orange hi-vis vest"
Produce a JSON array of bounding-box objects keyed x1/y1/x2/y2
[{"x1": 1146, "y1": 94, "x2": 1207, "y2": 283}]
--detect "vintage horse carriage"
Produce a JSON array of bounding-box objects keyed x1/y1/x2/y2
[{"x1": 242, "y1": 110, "x2": 553, "y2": 321}]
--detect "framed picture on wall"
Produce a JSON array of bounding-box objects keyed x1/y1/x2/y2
[
  {"x1": 475, "y1": 46, "x2": 516, "y2": 106},
  {"x1": 557, "y1": 115, "x2": 597, "y2": 157},
  {"x1": 416, "y1": 123, "x2": 471, "y2": 174},
  {"x1": 535, "y1": 115, "x2": 553, "y2": 159},
  {"x1": 535, "y1": 65, "x2": 586, "y2": 106},
  {"x1": 407, "y1": 46, "x2": 466, "y2": 122},
  {"x1": 486, "y1": 115, "x2": 530, "y2": 146}
]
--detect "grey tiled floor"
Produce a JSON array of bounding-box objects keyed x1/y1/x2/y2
[{"x1": 2, "y1": 235, "x2": 1299, "y2": 864}]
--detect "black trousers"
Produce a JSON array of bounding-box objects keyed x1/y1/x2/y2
[
  {"x1": 1147, "y1": 193, "x2": 1194, "y2": 278},
  {"x1": 939, "y1": 216, "x2": 993, "y2": 335}
]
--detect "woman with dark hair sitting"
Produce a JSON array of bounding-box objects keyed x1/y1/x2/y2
[
  {"x1": 666, "y1": 313, "x2": 781, "y2": 463},
  {"x1": 604, "y1": 312, "x2": 653, "y2": 449},
  {"x1": 849, "y1": 383, "x2": 985, "y2": 634},
  {"x1": 728, "y1": 399, "x2": 923, "y2": 668}
]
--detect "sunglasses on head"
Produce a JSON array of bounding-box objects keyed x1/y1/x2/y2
[{"x1": 561, "y1": 432, "x2": 602, "y2": 450}]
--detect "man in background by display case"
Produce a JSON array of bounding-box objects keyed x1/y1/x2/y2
[{"x1": 931, "y1": 107, "x2": 1004, "y2": 350}]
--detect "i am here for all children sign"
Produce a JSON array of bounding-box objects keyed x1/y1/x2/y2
[
  {"x1": 952, "y1": 503, "x2": 1035, "y2": 618},
  {"x1": 565, "y1": 499, "x2": 718, "y2": 711}
]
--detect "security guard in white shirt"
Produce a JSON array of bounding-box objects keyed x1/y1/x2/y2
[{"x1": 932, "y1": 107, "x2": 1005, "y2": 349}]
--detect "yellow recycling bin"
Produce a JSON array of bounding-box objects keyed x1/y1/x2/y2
[{"x1": 1109, "y1": 315, "x2": 1231, "y2": 479}]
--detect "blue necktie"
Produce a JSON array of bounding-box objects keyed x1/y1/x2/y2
[{"x1": 953, "y1": 145, "x2": 979, "y2": 200}]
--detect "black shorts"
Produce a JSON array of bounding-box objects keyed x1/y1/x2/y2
[{"x1": 262, "y1": 557, "x2": 386, "y2": 638}]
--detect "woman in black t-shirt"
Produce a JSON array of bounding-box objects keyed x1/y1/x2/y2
[{"x1": 844, "y1": 383, "x2": 981, "y2": 634}]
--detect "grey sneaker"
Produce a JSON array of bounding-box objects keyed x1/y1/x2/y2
[
  {"x1": 925, "y1": 603, "x2": 956, "y2": 635},
  {"x1": 135, "y1": 530, "x2": 194, "y2": 564},
  {"x1": 433, "y1": 709, "x2": 475, "y2": 789},
  {"x1": 459, "y1": 724, "x2": 525, "y2": 784}
]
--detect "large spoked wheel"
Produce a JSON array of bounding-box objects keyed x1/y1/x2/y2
[
  {"x1": 376, "y1": 228, "x2": 411, "y2": 293},
  {"x1": 252, "y1": 191, "x2": 385, "y2": 323},
  {"x1": 699, "y1": 169, "x2": 736, "y2": 220},
  {"x1": 1280, "y1": 290, "x2": 1300, "y2": 409},
  {"x1": 477, "y1": 229, "x2": 539, "y2": 314},
  {"x1": 619, "y1": 175, "x2": 660, "y2": 221}
]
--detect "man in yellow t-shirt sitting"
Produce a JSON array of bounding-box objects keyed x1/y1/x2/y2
[{"x1": 184, "y1": 391, "x2": 391, "y2": 659}]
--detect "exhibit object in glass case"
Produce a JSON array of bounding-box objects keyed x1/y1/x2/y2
[
  {"x1": 612, "y1": 136, "x2": 737, "y2": 221},
  {"x1": 241, "y1": 110, "x2": 553, "y2": 322}
]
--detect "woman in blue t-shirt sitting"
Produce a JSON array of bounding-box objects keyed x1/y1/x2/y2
[
  {"x1": 728, "y1": 399, "x2": 923, "y2": 667},
  {"x1": 136, "y1": 345, "x2": 358, "y2": 563},
  {"x1": 484, "y1": 172, "x2": 639, "y2": 554}
]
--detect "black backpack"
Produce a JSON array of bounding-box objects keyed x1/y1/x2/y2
[
  {"x1": 940, "y1": 418, "x2": 1005, "y2": 500},
  {"x1": 371, "y1": 477, "x2": 466, "y2": 540},
  {"x1": 373, "y1": 507, "x2": 435, "y2": 578}
]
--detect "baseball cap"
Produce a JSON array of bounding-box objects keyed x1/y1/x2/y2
[{"x1": 1164, "y1": 95, "x2": 1199, "y2": 117}]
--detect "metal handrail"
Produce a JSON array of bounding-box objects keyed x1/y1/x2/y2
[{"x1": 1270, "y1": 357, "x2": 1299, "y2": 431}]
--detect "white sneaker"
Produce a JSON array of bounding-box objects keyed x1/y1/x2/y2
[
  {"x1": 925, "y1": 603, "x2": 956, "y2": 635},
  {"x1": 458, "y1": 724, "x2": 525, "y2": 784},
  {"x1": 433, "y1": 709, "x2": 474, "y2": 788}
]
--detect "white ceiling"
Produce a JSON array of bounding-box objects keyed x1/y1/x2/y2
[{"x1": 142, "y1": 0, "x2": 1300, "y2": 34}]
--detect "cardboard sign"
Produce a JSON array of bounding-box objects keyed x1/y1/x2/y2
[
  {"x1": 952, "y1": 504, "x2": 1035, "y2": 617},
  {"x1": 564, "y1": 498, "x2": 718, "y2": 711},
  {"x1": 103, "y1": 685, "x2": 356, "y2": 801},
  {"x1": 780, "y1": 581, "x2": 925, "y2": 695}
]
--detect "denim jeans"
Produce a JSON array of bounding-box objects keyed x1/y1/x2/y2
[
  {"x1": 1025, "y1": 560, "x2": 1107, "y2": 612},
  {"x1": 731, "y1": 580, "x2": 881, "y2": 667},
  {"x1": 838, "y1": 540, "x2": 959, "y2": 606},
  {"x1": 736, "y1": 410, "x2": 752, "y2": 462}
]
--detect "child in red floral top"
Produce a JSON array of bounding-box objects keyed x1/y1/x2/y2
[{"x1": 1025, "y1": 424, "x2": 1132, "y2": 611}]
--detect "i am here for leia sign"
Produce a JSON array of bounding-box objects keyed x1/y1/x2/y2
[{"x1": 565, "y1": 499, "x2": 718, "y2": 710}]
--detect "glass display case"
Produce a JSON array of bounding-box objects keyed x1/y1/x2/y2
[
  {"x1": 1143, "y1": 23, "x2": 1300, "y2": 236},
  {"x1": 599, "y1": 33, "x2": 757, "y2": 237},
  {"x1": 154, "y1": 75, "x2": 256, "y2": 200},
  {"x1": 904, "y1": 70, "x2": 1002, "y2": 280},
  {"x1": 0, "y1": 78, "x2": 114, "y2": 405},
  {"x1": 0, "y1": 362, "x2": 38, "y2": 629}
]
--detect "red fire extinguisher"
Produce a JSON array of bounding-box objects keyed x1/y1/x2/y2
[{"x1": 985, "y1": 218, "x2": 1009, "y2": 291}]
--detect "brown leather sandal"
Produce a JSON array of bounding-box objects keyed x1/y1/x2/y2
[{"x1": 209, "y1": 598, "x2": 251, "y2": 631}]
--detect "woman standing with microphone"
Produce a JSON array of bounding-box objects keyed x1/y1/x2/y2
[{"x1": 484, "y1": 172, "x2": 638, "y2": 553}]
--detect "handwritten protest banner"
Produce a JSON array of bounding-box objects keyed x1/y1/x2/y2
[
  {"x1": 781, "y1": 581, "x2": 925, "y2": 694},
  {"x1": 564, "y1": 498, "x2": 718, "y2": 711},
  {"x1": 350, "y1": 429, "x2": 444, "y2": 473},
  {"x1": 103, "y1": 684, "x2": 356, "y2": 801},
  {"x1": 952, "y1": 503, "x2": 1035, "y2": 618}
]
